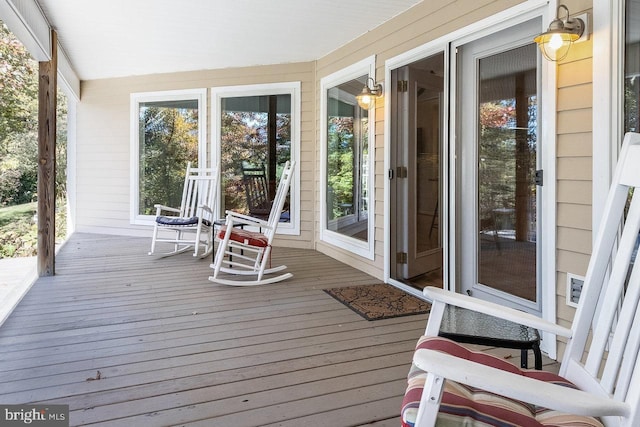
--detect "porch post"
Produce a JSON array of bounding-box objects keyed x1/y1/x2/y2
[{"x1": 37, "y1": 29, "x2": 57, "y2": 277}]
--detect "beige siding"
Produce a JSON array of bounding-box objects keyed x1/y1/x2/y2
[
  {"x1": 557, "y1": 180, "x2": 591, "y2": 205},
  {"x1": 76, "y1": 63, "x2": 316, "y2": 249},
  {"x1": 555, "y1": 0, "x2": 594, "y2": 346}
]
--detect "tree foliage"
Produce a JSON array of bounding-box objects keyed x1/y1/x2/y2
[
  {"x1": 0, "y1": 21, "x2": 68, "y2": 207},
  {"x1": 220, "y1": 110, "x2": 291, "y2": 213},
  {"x1": 327, "y1": 117, "x2": 355, "y2": 219},
  {"x1": 0, "y1": 21, "x2": 38, "y2": 205},
  {"x1": 138, "y1": 106, "x2": 199, "y2": 215},
  {"x1": 625, "y1": 78, "x2": 639, "y2": 133},
  {"x1": 478, "y1": 98, "x2": 537, "y2": 232},
  {"x1": 0, "y1": 21, "x2": 68, "y2": 257},
  {"x1": 0, "y1": 23, "x2": 37, "y2": 141}
]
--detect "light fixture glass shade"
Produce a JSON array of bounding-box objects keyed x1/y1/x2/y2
[
  {"x1": 356, "y1": 78, "x2": 382, "y2": 110},
  {"x1": 534, "y1": 31, "x2": 579, "y2": 61},
  {"x1": 356, "y1": 91, "x2": 375, "y2": 110},
  {"x1": 534, "y1": 5, "x2": 584, "y2": 62}
]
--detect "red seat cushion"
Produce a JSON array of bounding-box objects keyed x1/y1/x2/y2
[
  {"x1": 401, "y1": 336, "x2": 603, "y2": 427},
  {"x1": 218, "y1": 226, "x2": 269, "y2": 247}
]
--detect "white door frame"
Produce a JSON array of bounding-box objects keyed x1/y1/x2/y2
[{"x1": 384, "y1": 0, "x2": 557, "y2": 358}]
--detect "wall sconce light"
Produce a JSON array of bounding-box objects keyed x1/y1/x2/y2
[
  {"x1": 356, "y1": 78, "x2": 383, "y2": 110},
  {"x1": 534, "y1": 5, "x2": 585, "y2": 62}
]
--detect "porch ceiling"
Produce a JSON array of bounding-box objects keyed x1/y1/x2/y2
[{"x1": 36, "y1": 0, "x2": 422, "y2": 81}]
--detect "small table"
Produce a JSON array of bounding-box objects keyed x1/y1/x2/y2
[{"x1": 438, "y1": 305, "x2": 542, "y2": 370}]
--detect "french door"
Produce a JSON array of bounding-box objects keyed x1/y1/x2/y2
[
  {"x1": 390, "y1": 53, "x2": 444, "y2": 285},
  {"x1": 456, "y1": 19, "x2": 542, "y2": 314}
]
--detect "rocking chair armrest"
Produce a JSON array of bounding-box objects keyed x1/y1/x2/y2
[
  {"x1": 414, "y1": 348, "x2": 630, "y2": 418},
  {"x1": 153, "y1": 204, "x2": 181, "y2": 215},
  {"x1": 224, "y1": 210, "x2": 270, "y2": 229},
  {"x1": 423, "y1": 287, "x2": 572, "y2": 338}
]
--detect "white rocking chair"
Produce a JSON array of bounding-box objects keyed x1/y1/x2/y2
[
  {"x1": 209, "y1": 160, "x2": 295, "y2": 286},
  {"x1": 149, "y1": 163, "x2": 217, "y2": 258},
  {"x1": 402, "y1": 132, "x2": 640, "y2": 427}
]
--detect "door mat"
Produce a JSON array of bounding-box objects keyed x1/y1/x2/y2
[{"x1": 323, "y1": 283, "x2": 430, "y2": 321}]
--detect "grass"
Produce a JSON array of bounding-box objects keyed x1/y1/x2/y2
[
  {"x1": 0, "y1": 202, "x2": 37, "y2": 258},
  {"x1": 0, "y1": 202, "x2": 36, "y2": 227},
  {"x1": 0, "y1": 201, "x2": 66, "y2": 258}
]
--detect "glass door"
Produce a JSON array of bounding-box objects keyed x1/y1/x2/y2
[{"x1": 457, "y1": 20, "x2": 542, "y2": 314}]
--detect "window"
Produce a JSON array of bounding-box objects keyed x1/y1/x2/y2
[
  {"x1": 320, "y1": 57, "x2": 375, "y2": 259},
  {"x1": 130, "y1": 89, "x2": 207, "y2": 224},
  {"x1": 624, "y1": 0, "x2": 639, "y2": 262},
  {"x1": 624, "y1": 0, "x2": 639, "y2": 134},
  {"x1": 212, "y1": 83, "x2": 300, "y2": 235}
]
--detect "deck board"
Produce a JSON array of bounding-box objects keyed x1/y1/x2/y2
[{"x1": 0, "y1": 232, "x2": 558, "y2": 426}]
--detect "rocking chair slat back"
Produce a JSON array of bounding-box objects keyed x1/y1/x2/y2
[
  {"x1": 182, "y1": 166, "x2": 217, "y2": 222},
  {"x1": 266, "y1": 163, "x2": 293, "y2": 235},
  {"x1": 558, "y1": 134, "x2": 640, "y2": 426},
  {"x1": 148, "y1": 162, "x2": 218, "y2": 258},
  {"x1": 595, "y1": 191, "x2": 640, "y2": 390},
  {"x1": 242, "y1": 164, "x2": 271, "y2": 219}
]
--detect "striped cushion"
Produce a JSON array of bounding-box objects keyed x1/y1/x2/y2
[
  {"x1": 218, "y1": 226, "x2": 269, "y2": 247},
  {"x1": 401, "y1": 336, "x2": 603, "y2": 427}
]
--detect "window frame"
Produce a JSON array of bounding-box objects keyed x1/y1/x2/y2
[
  {"x1": 129, "y1": 88, "x2": 208, "y2": 226},
  {"x1": 320, "y1": 56, "x2": 376, "y2": 260},
  {"x1": 211, "y1": 82, "x2": 301, "y2": 236}
]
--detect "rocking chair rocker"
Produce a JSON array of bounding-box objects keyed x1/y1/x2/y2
[
  {"x1": 402, "y1": 132, "x2": 640, "y2": 427},
  {"x1": 209, "y1": 160, "x2": 295, "y2": 286},
  {"x1": 148, "y1": 163, "x2": 217, "y2": 258}
]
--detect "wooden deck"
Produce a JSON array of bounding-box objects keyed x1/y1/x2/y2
[{"x1": 0, "y1": 233, "x2": 558, "y2": 426}]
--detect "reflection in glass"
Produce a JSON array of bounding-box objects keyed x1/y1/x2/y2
[
  {"x1": 624, "y1": 0, "x2": 639, "y2": 264},
  {"x1": 416, "y1": 90, "x2": 441, "y2": 254},
  {"x1": 326, "y1": 76, "x2": 369, "y2": 241},
  {"x1": 624, "y1": 0, "x2": 639, "y2": 134},
  {"x1": 219, "y1": 95, "x2": 292, "y2": 220},
  {"x1": 138, "y1": 99, "x2": 199, "y2": 215},
  {"x1": 477, "y1": 44, "x2": 537, "y2": 302}
]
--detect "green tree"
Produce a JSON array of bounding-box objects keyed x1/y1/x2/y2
[
  {"x1": 0, "y1": 21, "x2": 67, "y2": 207},
  {"x1": 327, "y1": 117, "x2": 355, "y2": 219},
  {"x1": 0, "y1": 22, "x2": 38, "y2": 142},
  {"x1": 0, "y1": 21, "x2": 39, "y2": 206},
  {"x1": 138, "y1": 106, "x2": 199, "y2": 215},
  {"x1": 220, "y1": 110, "x2": 291, "y2": 214},
  {"x1": 0, "y1": 20, "x2": 69, "y2": 256}
]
